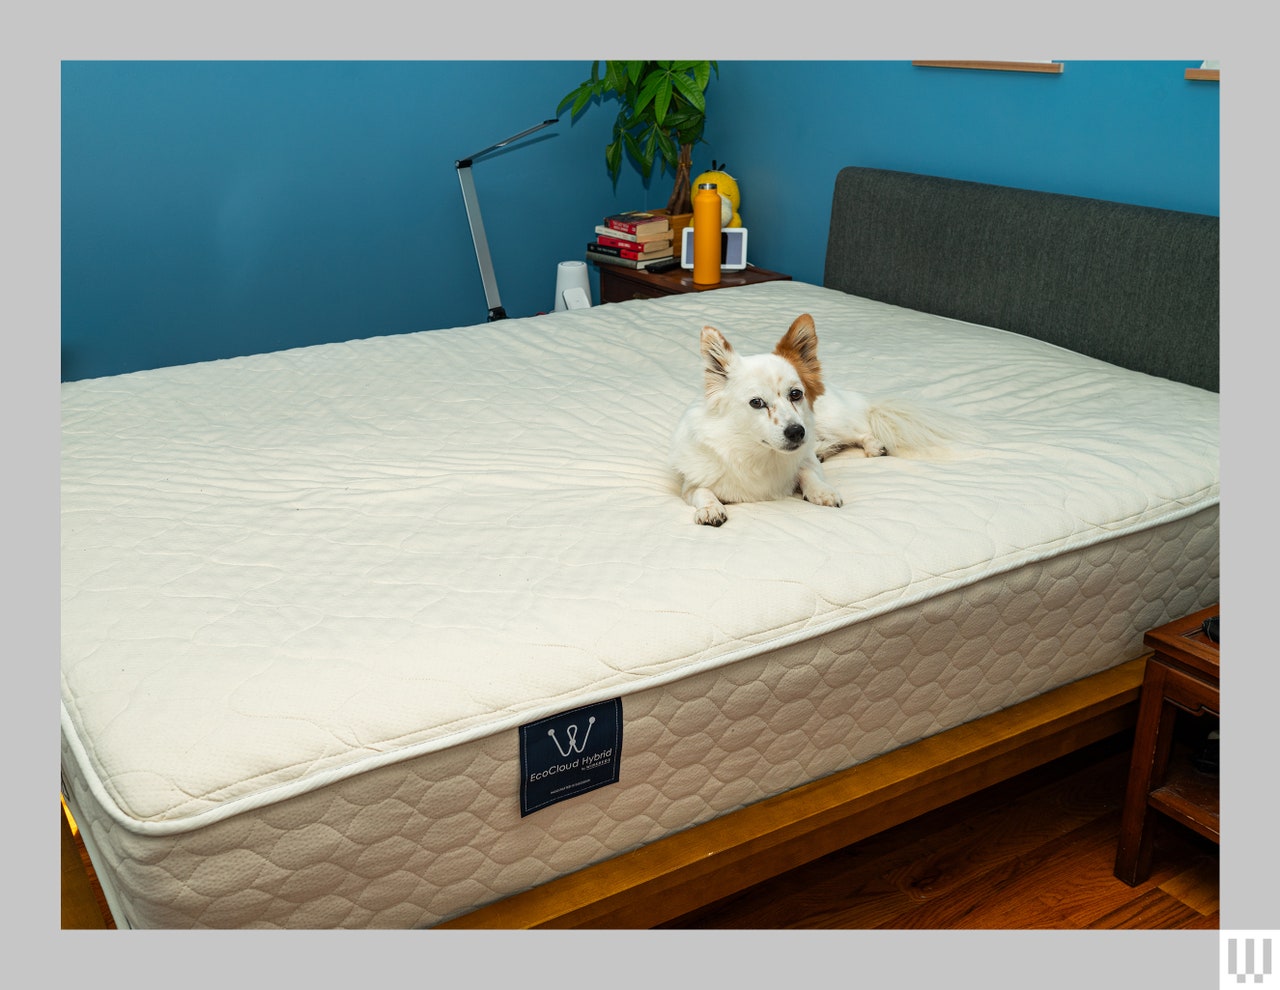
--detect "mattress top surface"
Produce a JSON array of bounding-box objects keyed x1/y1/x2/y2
[{"x1": 61, "y1": 281, "x2": 1219, "y2": 832}]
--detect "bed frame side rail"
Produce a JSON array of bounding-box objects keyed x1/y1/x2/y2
[{"x1": 439, "y1": 656, "x2": 1145, "y2": 929}]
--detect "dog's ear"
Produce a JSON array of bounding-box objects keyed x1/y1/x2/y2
[
  {"x1": 700, "y1": 325, "x2": 735, "y2": 399},
  {"x1": 775, "y1": 314, "x2": 825, "y2": 399}
]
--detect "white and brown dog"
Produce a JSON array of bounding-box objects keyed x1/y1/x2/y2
[{"x1": 669, "y1": 313, "x2": 953, "y2": 526}]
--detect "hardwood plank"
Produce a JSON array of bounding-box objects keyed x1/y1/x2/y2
[
  {"x1": 880, "y1": 797, "x2": 1146, "y2": 928},
  {"x1": 1160, "y1": 853, "x2": 1221, "y2": 917},
  {"x1": 666, "y1": 737, "x2": 1219, "y2": 931},
  {"x1": 871, "y1": 809, "x2": 1206, "y2": 929},
  {"x1": 663, "y1": 737, "x2": 1132, "y2": 929},
  {"x1": 1088, "y1": 888, "x2": 1217, "y2": 930}
]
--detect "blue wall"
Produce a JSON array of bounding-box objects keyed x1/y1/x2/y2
[
  {"x1": 61, "y1": 60, "x2": 1218, "y2": 381},
  {"x1": 703, "y1": 61, "x2": 1220, "y2": 287},
  {"x1": 61, "y1": 61, "x2": 649, "y2": 380}
]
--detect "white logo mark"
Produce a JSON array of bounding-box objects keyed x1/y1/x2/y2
[{"x1": 548, "y1": 716, "x2": 596, "y2": 757}]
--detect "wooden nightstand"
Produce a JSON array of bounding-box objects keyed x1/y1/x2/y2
[
  {"x1": 595, "y1": 263, "x2": 791, "y2": 304},
  {"x1": 1114, "y1": 604, "x2": 1220, "y2": 885}
]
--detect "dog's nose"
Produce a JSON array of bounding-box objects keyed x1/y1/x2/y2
[{"x1": 784, "y1": 423, "x2": 806, "y2": 445}]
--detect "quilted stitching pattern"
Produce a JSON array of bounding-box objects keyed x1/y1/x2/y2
[
  {"x1": 62, "y1": 513, "x2": 1217, "y2": 928},
  {"x1": 60, "y1": 282, "x2": 1219, "y2": 928}
]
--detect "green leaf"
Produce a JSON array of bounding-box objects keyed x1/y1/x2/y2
[
  {"x1": 604, "y1": 61, "x2": 627, "y2": 92},
  {"x1": 605, "y1": 136, "x2": 622, "y2": 185},
  {"x1": 622, "y1": 129, "x2": 651, "y2": 180},
  {"x1": 556, "y1": 59, "x2": 715, "y2": 189},
  {"x1": 670, "y1": 70, "x2": 705, "y2": 115},
  {"x1": 653, "y1": 75, "x2": 673, "y2": 126},
  {"x1": 634, "y1": 72, "x2": 662, "y2": 116},
  {"x1": 618, "y1": 108, "x2": 645, "y2": 134},
  {"x1": 559, "y1": 86, "x2": 593, "y2": 119},
  {"x1": 654, "y1": 126, "x2": 678, "y2": 168},
  {"x1": 577, "y1": 88, "x2": 598, "y2": 115}
]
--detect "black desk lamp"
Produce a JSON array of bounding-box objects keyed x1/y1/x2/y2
[{"x1": 455, "y1": 119, "x2": 558, "y2": 321}]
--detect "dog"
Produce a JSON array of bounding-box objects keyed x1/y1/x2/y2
[{"x1": 669, "y1": 313, "x2": 954, "y2": 526}]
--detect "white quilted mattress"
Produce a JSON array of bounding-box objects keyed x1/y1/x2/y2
[{"x1": 60, "y1": 280, "x2": 1220, "y2": 928}]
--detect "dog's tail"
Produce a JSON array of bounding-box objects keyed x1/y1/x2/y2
[{"x1": 866, "y1": 397, "x2": 967, "y2": 456}]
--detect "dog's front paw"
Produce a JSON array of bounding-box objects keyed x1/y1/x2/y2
[
  {"x1": 694, "y1": 504, "x2": 728, "y2": 526},
  {"x1": 803, "y1": 485, "x2": 843, "y2": 508},
  {"x1": 686, "y1": 486, "x2": 728, "y2": 526}
]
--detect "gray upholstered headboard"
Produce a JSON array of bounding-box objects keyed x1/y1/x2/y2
[{"x1": 823, "y1": 167, "x2": 1219, "y2": 392}]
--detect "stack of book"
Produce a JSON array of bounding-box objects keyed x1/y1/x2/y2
[{"x1": 586, "y1": 211, "x2": 676, "y2": 270}]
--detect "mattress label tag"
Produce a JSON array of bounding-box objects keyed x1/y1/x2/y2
[{"x1": 519, "y1": 698, "x2": 622, "y2": 817}]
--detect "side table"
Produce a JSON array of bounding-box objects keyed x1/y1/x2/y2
[
  {"x1": 595, "y1": 262, "x2": 791, "y2": 304},
  {"x1": 1114, "y1": 604, "x2": 1220, "y2": 885}
]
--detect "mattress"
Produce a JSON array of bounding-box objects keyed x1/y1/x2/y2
[{"x1": 60, "y1": 280, "x2": 1220, "y2": 928}]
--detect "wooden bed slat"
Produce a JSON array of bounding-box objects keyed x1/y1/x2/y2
[{"x1": 438, "y1": 657, "x2": 1146, "y2": 929}]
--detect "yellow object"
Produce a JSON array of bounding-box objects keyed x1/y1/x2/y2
[
  {"x1": 692, "y1": 168, "x2": 740, "y2": 210},
  {"x1": 692, "y1": 164, "x2": 742, "y2": 229}
]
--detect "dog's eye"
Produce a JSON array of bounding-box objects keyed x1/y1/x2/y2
[
  {"x1": 789, "y1": 388, "x2": 804, "y2": 402},
  {"x1": 749, "y1": 397, "x2": 767, "y2": 410}
]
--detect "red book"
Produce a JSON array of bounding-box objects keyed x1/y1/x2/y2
[
  {"x1": 602, "y1": 211, "x2": 671, "y2": 237},
  {"x1": 594, "y1": 225, "x2": 673, "y2": 247},
  {"x1": 588, "y1": 241, "x2": 674, "y2": 261},
  {"x1": 596, "y1": 233, "x2": 673, "y2": 252}
]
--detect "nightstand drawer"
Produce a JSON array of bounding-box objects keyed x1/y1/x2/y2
[
  {"x1": 595, "y1": 263, "x2": 791, "y2": 304},
  {"x1": 599, "y1": 272, "x2": 672, "y2": 303},
  {"x1": 1159, "y1": 663, "x2": 1219, "y2": 717}
]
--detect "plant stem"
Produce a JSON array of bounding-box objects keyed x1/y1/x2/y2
[{"x1": 666, "y1": 144, "x2": 694, "y2": 215}]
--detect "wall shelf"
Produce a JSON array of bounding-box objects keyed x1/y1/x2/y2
[
  {"x1": 1185, "y1": 68, "x2": 1220, "y2": 81},
  {"x1": 912, "y1": 61, "x2": 1063, "y2": 74}
]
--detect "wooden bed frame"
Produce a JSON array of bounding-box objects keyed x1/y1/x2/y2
[
  {"x1": 441, "y1": 659, "x2": 1145, "y2": 928},
  {"x1": 440, "y1": 169, "x2": 1219, "y2": 929}
]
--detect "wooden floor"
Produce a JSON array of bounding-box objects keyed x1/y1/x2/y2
[
  {"x1": 60, "y1": 732, "x2": 1218, "y2": 931},
  {"x1": 660, "y1": 732, "x2": 1219, "y2": 929}
]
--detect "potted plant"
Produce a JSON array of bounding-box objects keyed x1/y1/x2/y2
[{"x1": 557, "y1": 60, "x2": 718, "y2": 227}]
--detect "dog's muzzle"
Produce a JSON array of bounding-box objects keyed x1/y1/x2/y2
[{"x1": 782, "y1": 423, "x2": 806, "y2": 449}]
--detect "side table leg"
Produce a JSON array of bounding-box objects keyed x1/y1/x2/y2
[{"x1": 1115, "y1": 663, "x2": 1175, "y2": 885}]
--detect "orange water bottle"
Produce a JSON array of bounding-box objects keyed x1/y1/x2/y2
[{"x1": 692, "y1": 182, "x2": 722, "y2": 286}]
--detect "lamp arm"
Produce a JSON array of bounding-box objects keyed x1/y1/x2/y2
[
  {"x1": 453, "y1": 119, "x2": 559, "y2": 322},
  {"x1": 455, "y1": 118, "x2": 558, "y2": 169},
  {"x1": 455, "y1": 163, "x2": 505, "y2": 321}
]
